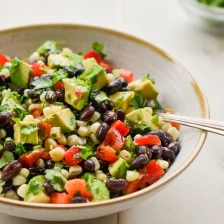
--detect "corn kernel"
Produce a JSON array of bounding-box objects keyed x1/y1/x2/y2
[
  {"x1": 49, "y1": 146, "x2": 65, "y2": 162},
  {"x1": 67, "y1": 135, "x2": 79, "y2": 146},
  {"x1": 90, "y1": 157, "x2": 100, "y2": 171},
  {"x1": 57, "y1": 133, "x2": 67, "y2": 145},
  {"x1": 78, "y1": 127, "x2": 90, "y2": 137},
  {"x1": 76, "y1": 120, "x2": 87, "y2": 127},
  {"x1": 20, "y1": 168, "x2": 30, "y2": 178},
  {"x1": 44, "y1": 138, "x2": 57, "y2": 150},
  {"x1": 69, "y1": 165, "x2": 82, "y2": 177},
  {"x1": 157, "y1": 159, "x2": 169, "y2": 169},
  {"x1": 90, "y1": 122, "x2": 101, "y2": 134},
  {"x1": 167, "y1": 127, "x2": 180, "y2": 141},
  {"x1": 36, "y1": 159, "x2": 45, "y2": 168},
  {"x1": 23, "y1": 115, "x2": 35, "y2": 122},
  {"x1": 17, "y1": 184, "x2": 28, "y2": 198},
  {"x1": 43, "y1": 107, "x2": 53, "y2": 117},
  {"x1": 161, "y1": 123, "x2": 172, "y2": 132},
  {"x1": 126, "y1": 170, "x2": 139, "y2": 182},
  {"x1": 90, "y1": 112, "x2": 101, "y2": 123},
  {"x1": 50, "y1": 127, "x2": 62, "y2": 139},
  {"x1": 61, "y1": 169, "x2": 69, "y2": 179}
]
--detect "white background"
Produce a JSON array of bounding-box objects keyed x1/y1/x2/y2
[{"x1": 0, "y1": 0, "x2": 224, "y2": 223}]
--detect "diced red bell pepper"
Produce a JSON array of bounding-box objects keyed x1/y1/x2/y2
[
  {"x1": 140, "y1": 160, "x2": 164, "y2": 185},
  {"x1": 50, "y1": 192, "x2": 70, "y2": 204},
  {"x1": 31, "y1": 61, "x2": 47, "y2": 76},
  {"x1": 64, "y1": 146, "x2": 83, "y2": 166},
  {"x1": 38, "y1": 122, "x2": 51, "y2": 138},
  {"x1": 31, "y1": 108, "x2": 42, "y2": 118},
  {"x1": 96, "y1": 146, "x2": 118, "y2": 163},
  {"x1": 54, "y1": 81, "x2": 64, "y2": 90},
  {"x1": 20, "y1": 149, "x2": 45, "y2": 168},
  {"x1": 119, "y1": 69, "x2": 133, "y2": 83},
  {"x1": 170, "y1": 122, "x2": 180, "y2": 130},
  {"x1": 102, "y1": 128, "x2": 125, "y2": 151},
  {"x1": 0, "y1": 54, "x2": 10, "y2": 66},
  {"x1": 74, "y1": 87, "x2": 84, "y2": 98},
  {"x1": 84, "y1": 50, "x2": 102, "y2": 63},
  {"x1": 111, "y1": 120, "x2": 130, "y2": 137},
  {"x1": 165, "y1": 109, "x2": 180, "y2": 130},
  {"x1": 123, "y1": 178, "x2": 142, "y2": 194},
  {"x1": 65, "y1": 179, "x2": 93, "y2": 200},
  {"x1": 135, "y1": 135, "x2": 161, "y2": 146},
  {"x1": 99, "y1": 62, "x2": 111, "y2": 72}
]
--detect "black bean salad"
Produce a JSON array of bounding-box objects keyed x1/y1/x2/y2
[
  {"x1": 0, "y1": 41, "x2": 180, "y2": 204},
  {"x1": 197, "y1": 0, "x2": 224, "y2": 8}
]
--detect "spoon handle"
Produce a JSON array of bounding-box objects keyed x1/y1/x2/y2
[{"x1": 160, "y1": 113, "x2": 224, "y2": 136}]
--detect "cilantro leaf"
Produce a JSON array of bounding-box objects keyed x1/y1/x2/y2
[
  {"x1": 32, "y1": 77, "x2": 53, "y2": 90},
  {"x1": 130, "y1": 91, "x2": 146, "y2": 109},
  {"x1": 82, "y1": 173, "x2": 110, "y2": 201},
  {"x1": 0, "y1": 104, "x2": 10, "y2": 113},
  {"x1": 11, "y1": 118, "x2": 20, "y2": 123},
  {"x1": 15, "y1": 143, "x2": 26, "y2": 156},
  {"x1": 21, "y1": 124, "x2": 38, "y2": 136},
  {"x1": 92, "y1": 42, "x2": 107, "y2": 58},
  {"x1": 52, "y1": 69, "x2": 68, "y2": 85},
  {"x1": 36, "y1": 40, "x2": 62, "y2": 55},
  {"x1": 12, "y1": 102, "x2": 28, "y2": 120},
  {"x1": 151, "y1": 115, "x2": 159, "y2": 125},
  {"x1": 53, "y1": 162, "x2": 64, "y2": 171},
  {"x1": 77, "y1": 145, "x2": 93, "y2": 160},
  {"x1": 0, "y1": 151, "x2": 14, "y2": 168},
  {"x1": 95, "y1": 93, "x2": 111, "y2": 104},
  {"x1": 45, "y1": 169, "x2": 67, "y2": 192},
  {"x1": 142, "y1": 74, "x2": 155, "y2": 84},
  {"x1": 28, "y1": 180, "x2": 43, "y2": 195},
  {"x1": 124, "y1": 135, "x2": 135, "y2": 155}
]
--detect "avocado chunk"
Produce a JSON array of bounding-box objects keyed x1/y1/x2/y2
[
  {"x1": 80, "y1": 60, "x2": 108, "y2": 89},
  {"x1": 14, "y1": 121, "x2": 38, "y2": 145},
  {"x1": 82, "y1": 58, "x2": 96, "y2": 70},
  {"x1": 109, "y1": 157, "x2": 130, "y2": 178},
  {"x1": 43, "y1": 108, "x2": 76, "y2": 133},
  {"x1": 112, "y1": 69, "x2": 120, "y2": 77},
  {"x1": 109, "y1": 91, "x2": 134, "y2": 112},
  {"x1": 24, "y1": 175, "x2": 50, "y2": 203},
  {"x1": 82, "y1": 173, "x2": 110, "y2": 202},
  {"x1": 128, "y1": 78, "x2": 158, "y2": 100},
  {"x1": 10, "y1": 58, "x2": 31, "y2": 88},
  {"x1": 63, "y1": 78, "x2": 91, "y2": 110},
  {"x1": 125, "y1": 107, "x2": 159, "y2": 134},
  {"x1": 47, "y1": 48, "x2": 83, "y2": 69}
]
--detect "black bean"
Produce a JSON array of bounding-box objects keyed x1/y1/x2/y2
[
  {"x1": 162, "y1": 147, "x2": 175, "y2": 161},
  {"x1": 45, "y1": 91, "x2": 57, "y2": 104},
  {"x1": 103, "y1": 111, "x2": 117, "y2": 123},
  {"x1": 64, "y1": 64, "x2": 84, "y2": 78},
  {"x1": 29, "y1": 166, "x2": 45, "y2": 176},
  {"x1": 2, "y1": 160, "x2": 22, "y2": 181},
  {"x1": 130, "y1": 154, "x2": 148, "y2": 170},
  {"x1": 146, "y1": 99, "x2": 156, "y2": 108},
  {"x1": 44, "y1": 50, "x2": 59, "y2": 59},
  {"x1": 168, "y1": 142, "x2": 181, "y2": 155},
  {"x1": 102, "y1": 79, "x2": 122, "y2": 94},
  {"x1": 149, "y1": 130, "x2": 173, "y2": 147},
  {"x1": 45, "y1": 160, "x2": 55, "y2": 169},
  {"x1": 28, "y1": 59, "x2": 37, "y2": 65},
  {"x1": 116, "y1": 109, "x2": 125, "y2": 122},
  {"x1": 110, "y1": 191, "x2": 121, "y2": 198},
  {"x1": 0, "y1": 75, "x2": 6, "y2": 84},
  {"x1": 55, "y1": 89, "x2": 65, "y2": 102},
  {"x1": 105, "y1": 101, "x2": 114, "y2": 110},
  {"x1": 98, "y1": 159, "x2": 108, "y2": 169},
  {"x1": 79, "y1": 106, "x2": 95, "y2": 121},
  {"x1": 151, "y1": 145, "x2": 163, "y2": 159},
  {"x1": 24, "y1": 144, "x2": 34, "y2": 152},
  {"x1": 5, "y1": 140, "x2": 16, "y2": 152},
  {"x1": 0, "y1": 113, "x2": 10, "y2": 128},
  {"x1": 72, "y1": 127, "x2": 78, "y2": 135},
  {"x1": 71, "y1": 196, "x2": 88, "y2": 203},
  {"x1": 15, "y1": 88, "x2": 25, "y2": 95},
  {"x1": 106, "y1": 178, "x2": 128, "y2": 192},
  {"x1": 135, "y1": 145, "x2": 152, "y2": 160},
  {"x1": 96, "y1": 122, "x2": 110, "y2": 140},
  {"x1": 27, "y1": 89, "x2": 36, "y2": 98},
  {"x1": 115, "y1": 77, "x2": 128, "y2": 87},
  {"x1": 83, "y1": 159, "x2": 95, "y2": 172},
  {"x1": 31, "y1": 96, "x2": 41, "y2": 103},
  {"x1": 3, "y1": 180, "x2": 13, "y2": 193},
  {"x1": 44, "y1": 181, "x2": 54, "y2": 195},
  {"x1": 120, "y1": 87, "x2": 130, "y2": 92},
  {"x1": 74, "y1": 64, "x2": 85, "y2": 76}
]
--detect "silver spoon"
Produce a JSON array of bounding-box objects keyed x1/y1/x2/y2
[{"x1": 159, "y1": 113, "x2": 224, "y2": 136}]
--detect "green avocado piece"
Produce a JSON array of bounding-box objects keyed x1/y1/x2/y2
[
  {"x1": 125, "y1": 107, "x2": 159, "y2": 134},
  {"x1": 24, "y1": 175, "x2": 50, "y2": 203},
  {"x1": 9, "y1": 58, "x2": 31, "y2": 88},
  {"x1": 43, "y1": 108, "x2": 76, "y2": 133},
  {"x1": 63, "y1": 78, "x2": 91, "y2": 110},
  {"x1": 109, "y1": 157, "x2": 130, "y2": 178},
  {"x1": 14, "y1": 121, "x2": 38, "y2": 145},
  {"x1": 128, "y1": 79, "x2": 158, "y2": 100},
  {"x1": 80, "y1": 60, "x2": 108, "y2": 89},
  {"x1": 82, "y1": 173, "x2": 110, "y2": 202},
  {"x1": 109, "y1": 91, "x2": 134, "y2": 112}
]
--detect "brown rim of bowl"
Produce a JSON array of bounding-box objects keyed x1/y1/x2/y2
[{"x1": 0, "y1": 23, "x2": 209, "y2": 209}]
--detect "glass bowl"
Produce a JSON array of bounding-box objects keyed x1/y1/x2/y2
[{"x1": 179, "y1": 0, "x2": 224, "y2": 33}]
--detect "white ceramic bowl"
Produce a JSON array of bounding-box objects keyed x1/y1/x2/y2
[{"x1": 0, "y1": 24, "x2": 209, "y2": 221}]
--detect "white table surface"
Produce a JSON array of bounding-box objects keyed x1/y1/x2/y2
[{"x1": 1, "y1": 0, "x2": 224, "y2": 223}]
